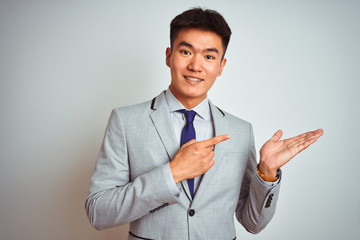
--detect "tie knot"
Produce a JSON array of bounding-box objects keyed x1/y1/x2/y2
[{"x1": 178, "y1": 109, "x2": 196, "y2": 123}]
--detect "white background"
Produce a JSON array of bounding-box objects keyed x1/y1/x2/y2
[{"x1": 1, "y1": 0, "x2": 359, "y2": 239}]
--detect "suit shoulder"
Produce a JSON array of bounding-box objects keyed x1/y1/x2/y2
[
  {"x1": 220, "y1": 108, "x2": 252, "y2": 128},
  {"x1": 112, "y1": 99, "x2": 153, "y2": 116}
]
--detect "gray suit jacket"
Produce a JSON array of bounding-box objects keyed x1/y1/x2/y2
[{"x1": 86, "y1": 91, "x2": 281, "y2": 240}]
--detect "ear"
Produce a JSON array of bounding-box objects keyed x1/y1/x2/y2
[
  {"x1": 217, "y1": 58, "x2": 227, "y2": 76},
  {"x1": 165, "y1": 47, "x2": 172, "y2": 68}
]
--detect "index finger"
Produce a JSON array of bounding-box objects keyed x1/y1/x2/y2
[{"x1": 200, "y1": 134, "x2": 231, "y2": 148}]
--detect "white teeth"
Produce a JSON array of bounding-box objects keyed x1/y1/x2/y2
[{"x1": 185, "y1": 76, "x2": 201, "y2": 82}]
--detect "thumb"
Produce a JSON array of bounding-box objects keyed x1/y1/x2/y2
[{"x1": 270, "y1": 129, "x2": 283, "y2": 142}]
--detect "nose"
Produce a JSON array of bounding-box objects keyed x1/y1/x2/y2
[{"x1": 188, "y1": 55, "x2": 203, "y2": 72}]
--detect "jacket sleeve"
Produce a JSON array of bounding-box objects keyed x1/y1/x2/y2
[
  {"x1": 235, "y1": 125, "x2": 282, "y2": 234},
  {"x1": 85, "y1": 109, "x2": 179, "y2": 230}
]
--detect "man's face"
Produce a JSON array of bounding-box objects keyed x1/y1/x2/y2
[{"x1": 166, "y1": 28, "x2": 226, "y2": 108}]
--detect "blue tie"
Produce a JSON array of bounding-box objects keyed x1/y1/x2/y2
[{"x1": 178, "y1": 109, "x2": 196, "y2": 198}]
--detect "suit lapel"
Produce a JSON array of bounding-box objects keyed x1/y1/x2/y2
[
  {"x1": 193, "y1": 101, "x2": 228, "y2": 201},
  {"x1": 149, "y1": 92, "x2": 179, "y2": 161},
  {"x1": 149, "y1": 92, "x2": 192, "y2": 203}
]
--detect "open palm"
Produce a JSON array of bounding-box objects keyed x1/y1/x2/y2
[{"x1": 259, "y1": 129, "x2": 324, "y2": 176}]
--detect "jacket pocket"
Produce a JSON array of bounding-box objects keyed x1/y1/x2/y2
[{"x1": 129, "y1": 231, "x2": 155, "y2": 240}]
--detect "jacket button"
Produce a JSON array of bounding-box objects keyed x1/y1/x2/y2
[{"x1": 188, "y1": 209, "x2": 195, "y2": 216}]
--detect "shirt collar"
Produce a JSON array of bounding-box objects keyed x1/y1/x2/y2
[{"x1": 165, "y1": 88, "x2": 210, "y2": 120}]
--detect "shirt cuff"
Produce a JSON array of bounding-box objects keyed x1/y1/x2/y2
[{"x1": 162, "y1": 163, "x2": 182, "y2": 197}]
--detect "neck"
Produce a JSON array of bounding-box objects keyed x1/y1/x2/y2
[
  {"x1": 169, "y1": 88, "x2": 206, "y2": 109},
  {"x1": 181, "y1": 98, "x2": 204, "y2": 109}
]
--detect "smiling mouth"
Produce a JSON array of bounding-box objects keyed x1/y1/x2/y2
[{"x1": 184, "y1": 76, "x2": 203, "y2": 82}]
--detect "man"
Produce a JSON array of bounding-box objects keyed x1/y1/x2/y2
[{"x1": 86, "y1": 8, "x2": 323, "y2": 240}]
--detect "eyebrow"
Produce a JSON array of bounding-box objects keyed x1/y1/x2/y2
[{"x1": 177, "y1": 41, "x2": 219, "y2": 54}]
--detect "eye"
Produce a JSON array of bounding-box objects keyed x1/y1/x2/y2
[
  {"x1": 205, "y1": 55, "x2": 215, "y2": 60},
  {"x1": 180, "y1": 50, "x2": 191, "y2": 55}
]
